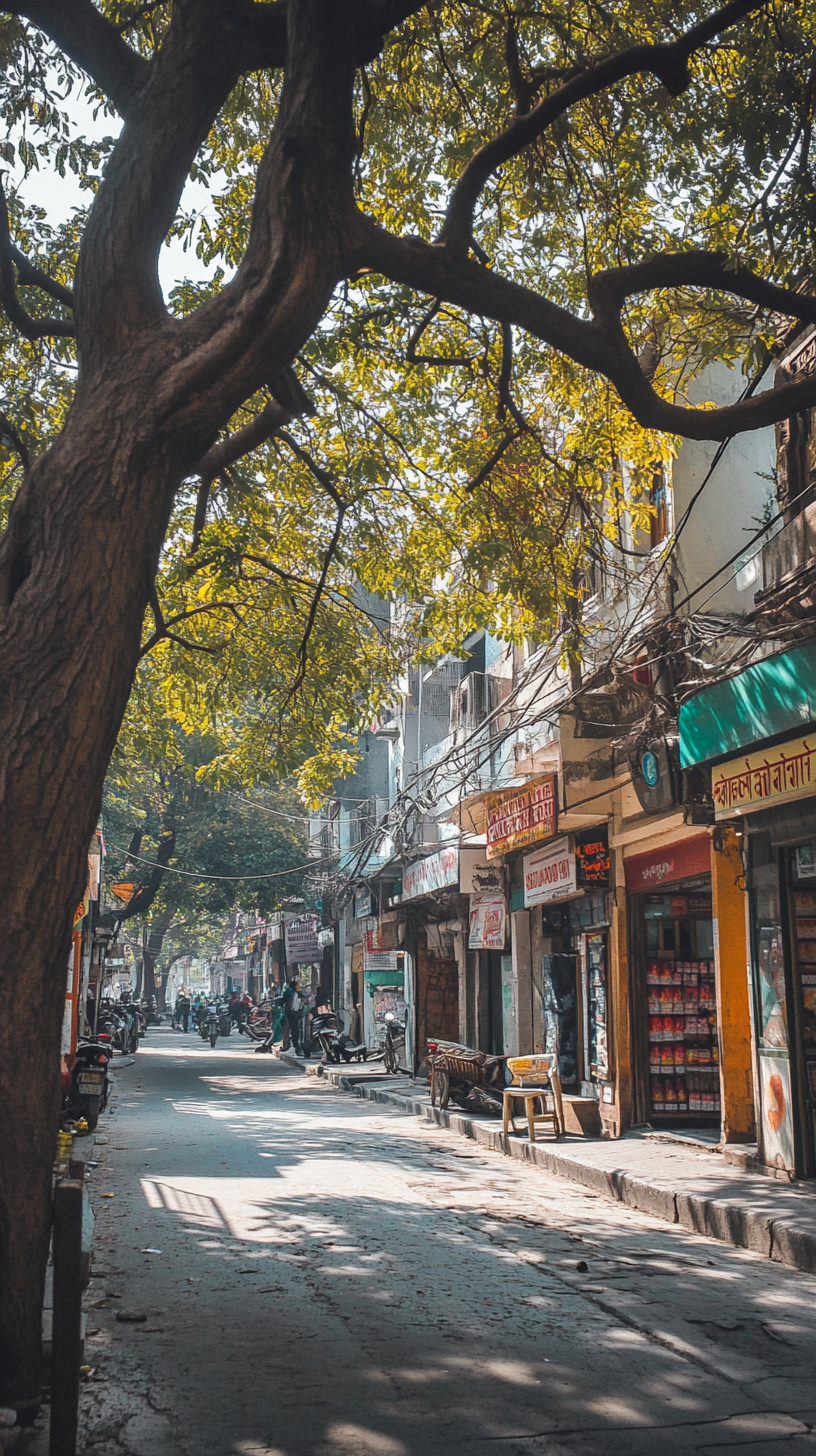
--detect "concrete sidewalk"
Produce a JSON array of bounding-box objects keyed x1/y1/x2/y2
[{"x1": 316, "y1": 1065, "x2": 816, "y2": 1275}]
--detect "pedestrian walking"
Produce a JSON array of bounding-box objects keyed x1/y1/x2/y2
[
  {"x1": 282, "y1": 978, "x2": 303, "y2": 1054},
  {"x1": 175, "y1": 988, "x2": 191, "y2": 1033}
]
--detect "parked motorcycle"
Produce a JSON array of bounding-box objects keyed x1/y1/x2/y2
[
  {"x1": 313, "y1": 1009, "x2": 372, "y2": 1065},
  {"x1": 64, "y1": 1041, "x2": 111, "y2": 1130},
  {"x1": 199, "y1": 1002, "x2": 221, "y2": 1047},
  {"x1": 218, "y1": 1000, "x2": 231, "y2": 1037}
]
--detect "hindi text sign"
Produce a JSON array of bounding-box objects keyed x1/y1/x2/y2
[
  {"x1": 712, "y1": 736, "x2": 816, "y2": 819},
  {"x1": 485, "y1": 774, "x2": 556, "y2": 859}
]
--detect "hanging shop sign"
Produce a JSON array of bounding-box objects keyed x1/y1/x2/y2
[
  {"x1": 624, "y1": 835, "x2": 710, "y2": 892},
  {"x1": 284, "y1": 913, "x2": 321, "y2": 964},
  {"x1": 363, "y1": 949, "x2": 400, "y2": 973},
  {"x1": 485, "y1": 774, "x2": 557, "y2": 859},
  {"x1": 402, "y1": 845, "x2": 459, "y2": 900},
  {"x1": 354, "y1": 886, "x2": 375, "y2": 918},
  {"x1": 712, "y1": 735, "x2": 816, "y2": 819},
  {"x1": 523, "y1": 836, "x2": 577, "y2": 907},
  {"x1": 459, "y1": 848, "x2": 505, "y2": 895},
  {"x1": 575, "y1": 825, "x2": 610, "y2": 887},
  {"x1": 468, "y1": 893, "x2": 507, "y2": 950}
]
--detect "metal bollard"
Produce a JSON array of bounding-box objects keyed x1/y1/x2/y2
[{"x1": 49, "y1": 1178, "x2": 84, "y2": 1456}]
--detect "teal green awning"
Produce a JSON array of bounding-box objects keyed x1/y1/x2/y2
[
  {"x1": 679, "y1": 637, "x2": 816, "y2": 768},
  {"x1": 363, "y1": 970, "x2": 404, "y2": 987}
]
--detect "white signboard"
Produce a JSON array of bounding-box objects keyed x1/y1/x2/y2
[
  {"x1": 402, "y1": 845, "x2": 459, "y2": 900},
  {"x1": 363, "y1": 950, "x2": 400, "y2": 972},
  {"x1": 523, "y1": 836, "x2": 577, "y2": 907},
  {"x1": 468, "y1": 893, "x2": 507, "y2": 950},
  {"x1": 285, "y1": 913, "x2": 321, "y2": 964}
]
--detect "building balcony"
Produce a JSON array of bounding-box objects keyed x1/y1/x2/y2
[{"x1": 752, "y1": 501, "x2": 816, "y2": 620}]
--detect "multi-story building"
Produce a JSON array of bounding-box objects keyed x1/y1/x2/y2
[{"x1": 323, "y1": 355, "x2": 816, "y2": 1174}]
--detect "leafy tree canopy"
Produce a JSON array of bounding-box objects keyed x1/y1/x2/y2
[
  {"x1": 101, "y1": 734, "x2": 311, "y2": 994},
  {"x1": 0, "y1": 0, "x2": 814, "y2": 803}
]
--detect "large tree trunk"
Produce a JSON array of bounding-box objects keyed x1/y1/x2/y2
[
  {"x1": 142, "y1": 907, "x2": 176, "y2": 1002},
  {"x1": 0, "y1": 0, "x2": 358, "y2": 1412},
  {"x1": 0, "y1": 375, "x2": 190, "y2": 1411}
]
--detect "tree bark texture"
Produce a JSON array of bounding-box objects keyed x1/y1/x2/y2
[{"x1": 0, "y1": 0, "x2": 357, "y2": 1408}]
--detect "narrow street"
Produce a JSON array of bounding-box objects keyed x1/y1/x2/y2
[{"x1": 64, "y1": 1028, "x2": 816, "y2": 1456}]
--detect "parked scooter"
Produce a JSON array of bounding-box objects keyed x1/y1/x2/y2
[
  {"x1": 217, "y1": 1000, "x2": 231, "y2": 1037},
  {"x1": 63, "y1": 1041, "x2": 111, "y2": 1130}
]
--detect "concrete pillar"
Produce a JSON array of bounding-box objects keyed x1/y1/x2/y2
[
  {"x1": 711, "y1": 825, "x2": 755, "y2": 1144},
  {"x1": 454, "y1": 927, "x2": 468, "y2": 1046},
  {"x1": 476, "y1": 950, "x2": 490, "y2": 1052},
  {"x1": 604, "y1": 844, "x2": 634, "y2": 1138},
  {"x1": 510, "y1": 910, "x2": 533, "y2": 1055}
]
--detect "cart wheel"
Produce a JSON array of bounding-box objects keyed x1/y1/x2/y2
[
  {"x1": 438, "y1": 1071, "x2": 451, "y2": 1109},
  {"x1": 431, "y1": 1068, "x2": 450, "y2": 1109}
]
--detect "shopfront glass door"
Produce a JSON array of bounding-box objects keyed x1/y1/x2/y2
[
  {"x1": 785, "y1": 847, "x2": 816, "y2": 1176},
  {"x1": 581, "y1": 932, "x2": 609, "y2": 1087},
  {"x1": 750, "y1": 859, "x2": 796, "y2": 1172},
  {"x1": 643, "y1": 885, "x2": 719, "y2": 1122}
]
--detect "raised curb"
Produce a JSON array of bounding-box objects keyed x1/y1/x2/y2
[{"x1": 329, "y1": 1075, "x2": 816, "y2": 1275}]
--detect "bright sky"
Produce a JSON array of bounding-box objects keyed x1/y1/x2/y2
[{"x1": 12, "y1": 83, "x2": 221, "y2": 298}]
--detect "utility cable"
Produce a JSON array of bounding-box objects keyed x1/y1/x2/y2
[{"x1": 108, "y1": 843, "x2": 341, "y2": 882}]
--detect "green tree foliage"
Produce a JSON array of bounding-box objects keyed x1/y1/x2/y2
[
  {"x1": 102, "y1": 739, "x2": 309, "y2": 999},
  {"x1": 1, "y1": 2, "x2": 815, "y2": 803}
]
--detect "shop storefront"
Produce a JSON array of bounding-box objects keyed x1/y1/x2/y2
[
  {"x1": 680, "y1": 636, "x2": 816, "y2": 1175},
  {"x1": 521, "y1": 829, "x2": 612, "y2": 1095},
  {"x1": 625, "y1": 835, "x2": 719, "y2": 1127}
]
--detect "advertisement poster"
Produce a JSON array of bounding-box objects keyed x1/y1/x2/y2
[
  {"x1": 402, "y1": 845, "x2": 459, "y2": 900},
  {"x1": 485, "y1": 775, "x2": 556, "y2": 860},
  {"x1": 523, "y1": 836, "x2": 577, "y2": 907},
  {"x1": 285, "y1": 913, "x2": 321, "y2": 964},
  {"x1": 468, "y1": 893, "x2": 507, "y2": 950},
  {"x1": 757, "y1": 1050, "x2": 795, "y2": 1171}
]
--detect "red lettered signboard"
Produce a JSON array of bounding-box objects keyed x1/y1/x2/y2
[
  {"x1": 485, "y1": 774, "x2": 556, "y2": 860},
  {"x1": 624, "y1": 836, "x2": 710, "y2": 892}
]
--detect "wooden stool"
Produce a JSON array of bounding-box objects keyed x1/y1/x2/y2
[{"x1": 502, "y1": 1087, "x2": 561, "y2": 1142}]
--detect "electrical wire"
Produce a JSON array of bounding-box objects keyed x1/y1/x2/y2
[{"x1": 108, "y1": 843, "x2": 340, "y2": 882}]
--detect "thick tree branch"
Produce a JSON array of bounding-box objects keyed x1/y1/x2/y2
[
  {"x1": 588, "y1": 250, "x2": 816, "y2": 323},
  {"x1": 441, "y1": 0, "x2": 770, "y2": 250},
  {"x1": 356, "y1": 217, "x2": 816, "y2": 440},
  {"x1": 189, "y1": 371, "x2": 314, "y2": 555},
  {"x1": 0, "y1": 183, "x2": 74, "y2": 339},
  {"x1": 9, "y1": 245, "x2": 74, "y2": 311},
  {"x1": 10, "y1": 0, "x2": 147, "y2": 117},
  {"x1": 115, "y1": 820, "x2": 176, "y2": 920}
]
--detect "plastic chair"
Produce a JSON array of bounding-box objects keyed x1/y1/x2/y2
[{"x1": 502, "y1": 1056, "x2": 563, "y2": 1141}]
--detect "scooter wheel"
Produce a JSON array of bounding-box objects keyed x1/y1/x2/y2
[
  {"x1": 209, "y1": 1032, "x2": 217, "y2": 1047},
  {"x1": 83, "y1": 1096, "x2": 100, "y2": 1132}
]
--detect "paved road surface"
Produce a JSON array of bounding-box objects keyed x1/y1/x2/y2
[{"x1": 66, "y1": 1028, "x2": 816, "y2": 1456}]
